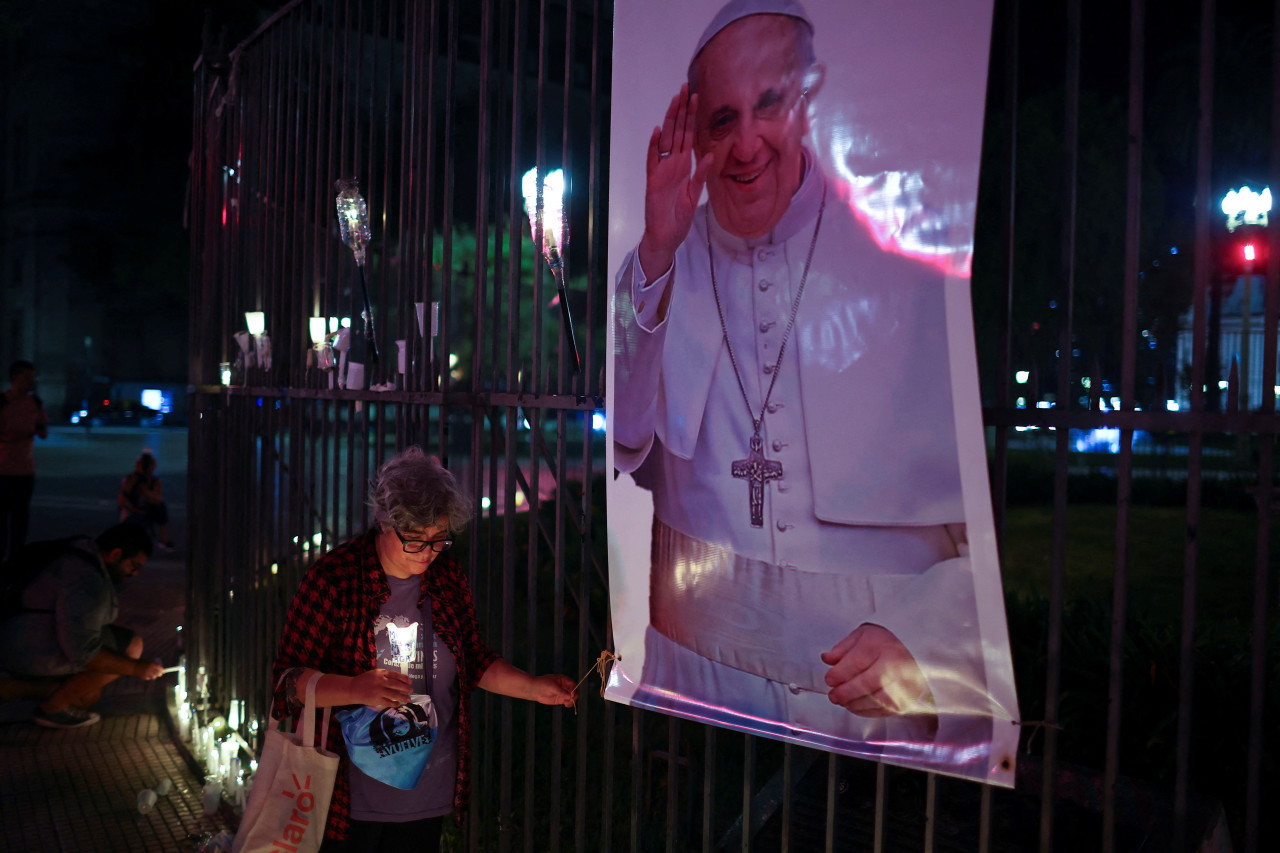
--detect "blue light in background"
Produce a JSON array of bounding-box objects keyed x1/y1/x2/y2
[{"x1": 1073, "y1": 427, "x2": 1121, "y2": 454}]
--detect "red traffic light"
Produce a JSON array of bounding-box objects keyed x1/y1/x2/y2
[{"x1": 1220, "y1": 223, "x2": 1269, "y2": 273}]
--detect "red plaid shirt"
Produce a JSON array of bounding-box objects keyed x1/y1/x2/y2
[{"x1": 271, "y1": 528, "x2": 499, "y2": 840}]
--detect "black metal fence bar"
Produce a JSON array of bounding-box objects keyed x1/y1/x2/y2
[
  {"x1": 1172, "y1": 1, "x2": 1215, "y2": 849},
  {"x1": 1038, "y1": 0, "x2": 1082, "y2": 847},
  {"x1": 1100, "y1": 2, "x2": 1145, "y2": 850}
]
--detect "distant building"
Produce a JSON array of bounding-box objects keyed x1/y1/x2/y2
[
  {"x1": 0, "y1": 1, "x2": 188, "y2": 418},
  {"x1": 1175, "y1": 273, "x2": 1277, "y2": 410}
]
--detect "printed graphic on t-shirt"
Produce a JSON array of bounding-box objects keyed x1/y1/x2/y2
[
  {"x1": 367, "y1": 697, "x2": 437, "y2": 756},
  {"x1": 374, "y1": 615, "x2": 422, "y2": 682}
]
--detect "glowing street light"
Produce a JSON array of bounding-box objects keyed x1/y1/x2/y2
[{"x1": 1221, "y1": 186, "x2": 1271, "y2": 232}]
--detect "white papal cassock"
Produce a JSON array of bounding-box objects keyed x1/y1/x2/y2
[{"x1": 613, "y1": 152, "x2": 994, "y2": 773}]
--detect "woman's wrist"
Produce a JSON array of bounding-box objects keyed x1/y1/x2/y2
[{"x1": 312, "y1": 671, "x2": 355, "y2": 707}]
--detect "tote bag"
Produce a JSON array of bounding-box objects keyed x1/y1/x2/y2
[{"x1": 232, "y1": 671, "x2": 339, "y2": 853}]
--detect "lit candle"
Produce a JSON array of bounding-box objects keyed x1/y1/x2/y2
[
  {"x1": 219, "y1": 739, "x2": 237, "y2": 779},
  {"x1": 195, "y1": 666, "x2": 209, "y2": 710},
  {"x1": 334, "y1": 179, "x2": 371, "y2": 267},
  {"x1": 387, "y1": 620, "x2": 419, "y2": 677}
]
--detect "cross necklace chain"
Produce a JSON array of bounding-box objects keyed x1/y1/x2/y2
[{"x1": 709, "y1": 182, "x2": 827, "y2": 528}]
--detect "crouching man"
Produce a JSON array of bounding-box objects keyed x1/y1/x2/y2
[{"x1": 0, "y1": 523, "x2": 164, "y2": 728}]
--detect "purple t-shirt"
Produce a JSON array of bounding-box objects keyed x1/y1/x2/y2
[{"x1": 349, "y1": 574, "x2": 459, "y2": 821}]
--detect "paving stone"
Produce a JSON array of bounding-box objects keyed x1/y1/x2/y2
[{"x1": 0, "y1": 555, "x2": 235, "y2": 851}]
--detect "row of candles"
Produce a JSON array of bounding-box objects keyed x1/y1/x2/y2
[
  {"x1": 172, "y1": 663, "x2": 258, "y2": 817},
  {"x1": 224, "y1": 165, "x2": 573, "y2": 389},
  {"x1": 221, "y1": 300, "x2": 441, "y2": 391}
]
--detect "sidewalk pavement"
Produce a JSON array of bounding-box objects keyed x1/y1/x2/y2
[{"x1": 0, "y1": 547, "x2": 237, "y2": 852}]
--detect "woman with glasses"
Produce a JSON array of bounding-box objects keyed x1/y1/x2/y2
[{"x1": 270, "y1": 446, "x2": 576, "y2": 853}]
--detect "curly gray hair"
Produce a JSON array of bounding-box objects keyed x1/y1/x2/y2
[{"x1": 368, "y1": 446, "x2": 473, "y2": 534}]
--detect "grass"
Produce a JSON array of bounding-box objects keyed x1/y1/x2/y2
[
  {"x1": 999, "y1": 498, "x2": 1279, "y2": 845},
  {"x1": 1001, "y1": 503, "x2": 1274, "y2": 628}
]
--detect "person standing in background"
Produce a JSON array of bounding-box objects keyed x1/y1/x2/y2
[{"x1": 0, "y1": 361, "x2": 49, "y2": 564}]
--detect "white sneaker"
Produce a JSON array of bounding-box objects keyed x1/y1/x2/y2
[{"x1": 33, "y1": 706, "x2": 101, "y2": 729}]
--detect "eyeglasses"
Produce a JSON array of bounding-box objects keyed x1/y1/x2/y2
[{"x1": 393, "y1": 528, "x2": 453, "y2": 554}]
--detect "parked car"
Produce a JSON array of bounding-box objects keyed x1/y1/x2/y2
[{"x1": 69, "y1": 400, "x2": 162, "y2": 427}]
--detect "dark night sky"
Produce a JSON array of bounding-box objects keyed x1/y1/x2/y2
[
  {"x1": 4, "y1": 0, "x2": 1275, "y2": 411},
  {"x1": 0, "y1": 1, "x2": 278, "y2": 410}
]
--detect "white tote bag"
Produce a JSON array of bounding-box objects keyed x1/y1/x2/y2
[{"x1": 232, "y1": 671, "x2": 339, "y2": 853}]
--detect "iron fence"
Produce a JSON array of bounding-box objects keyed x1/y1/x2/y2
[{"x1": 187, "y1": 0, "x2": 1277, "y2": 850}]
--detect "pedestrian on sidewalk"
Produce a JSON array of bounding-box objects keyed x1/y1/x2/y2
[
  {"x1": 0, "y1": 360, "x2": 49, "y2": 564},
  {"x1": 0, "y1": 522, "x2": 165, "y2": 728},
  {"x1": 118, "y1": 451, "x2": 175, "y2": 551}
]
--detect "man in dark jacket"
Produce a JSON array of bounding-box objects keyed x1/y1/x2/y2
[{"x1": 0, "y1": 523, "x2": 164, "y2": 728}]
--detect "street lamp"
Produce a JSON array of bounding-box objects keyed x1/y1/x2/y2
[
  {"x1": 1221, "y1": 186, "x2": 1272, "y2": 409},
  {"x1": 1221, "y1": 186, "x2": 1271, "y2": 233}
]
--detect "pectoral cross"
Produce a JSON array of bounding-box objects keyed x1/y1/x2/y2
[{"x1": 732, "y1": 433, "x2": 783, "y2": 528}]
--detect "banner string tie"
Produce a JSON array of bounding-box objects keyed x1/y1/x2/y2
[
  {"x1": 1014, "y1": 719, "x2": 1063, "y2": 753},
  {"x1": 569, "y1": 650, "x2": 620, "y2": 715}
]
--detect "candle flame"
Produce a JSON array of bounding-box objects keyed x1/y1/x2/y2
[{"x1": 521, "y1": 168, "x2": 566, "y2": 269}]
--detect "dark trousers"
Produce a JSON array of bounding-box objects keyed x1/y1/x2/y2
[
  {"x1": 320, "y1": 816, "x2": 443, "y2": 853},
  {"x1": 0, "y1": 474, "x2": 35, "y2": 563}
]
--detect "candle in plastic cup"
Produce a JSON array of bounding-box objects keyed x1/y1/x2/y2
[
  {"x1": 137, "y1": 788, "x2": 158, "y2": 814},
  {"x1": 386, "y1": 620, "x2": 418, "y2": 678},
  {"x1": 201, "y1": 779, "x2": 222, "y2": 815},
  {"x1": 346, "y1": 362, "x2": 365, "y2": 390},
  {"x1": 154, "y1": 777, "x2": 173, "y2": 797},
  {"x1": 334, "y1": 178, "x2": 372, "y2": 266}
]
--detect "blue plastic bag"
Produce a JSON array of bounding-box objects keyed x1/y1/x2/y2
[{"x1": 335, "y1": 694, "x2": 438, "y2": 789}]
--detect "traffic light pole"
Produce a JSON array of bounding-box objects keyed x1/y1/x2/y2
[{"x1": 1240, "y1": 256, "x2": 1254, "y2": 411}]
